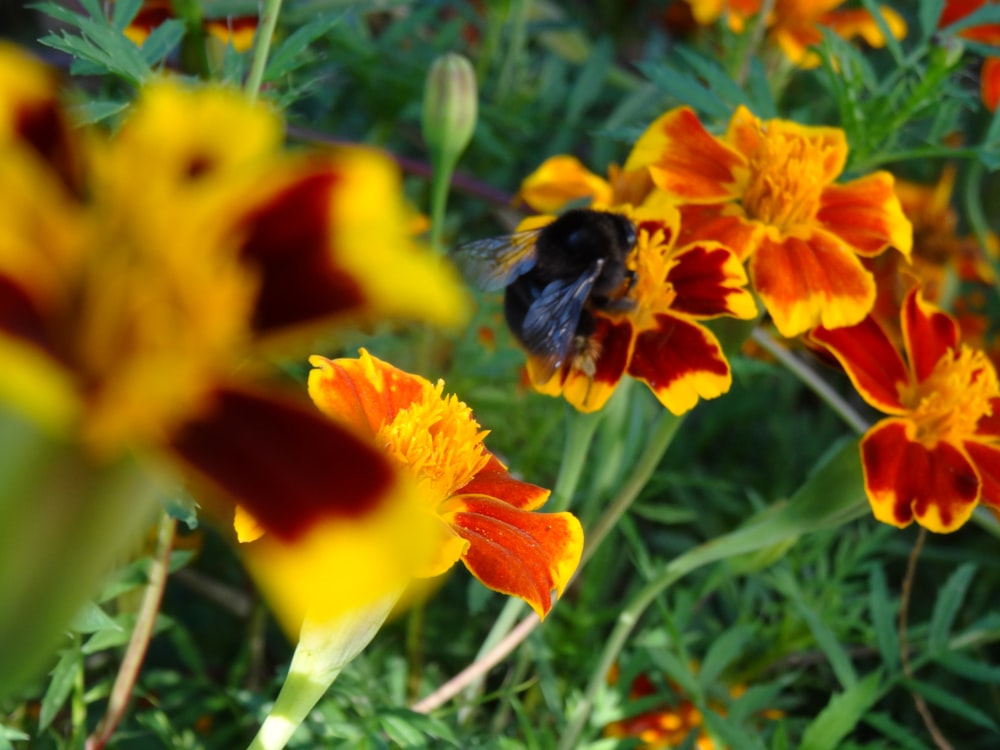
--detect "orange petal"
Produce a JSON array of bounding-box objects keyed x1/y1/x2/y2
[
  {"x1": 458, "y1": 454, "x2": 551, "y2": 512},
  {"x1": 678, "y1": 204, "x2": 763, "y2": 261},
  {"x1": 307, "y1": 349, "x2": 427, "y2": 436},
  {"x1": 823, "y1": 6, "x2": 908, "y2": 47},
  {"x1": 900, "y1": 288, "x2": 959, "y2": 383},
  {"x1": 862, "y1": 419, "x2": 980, "y2": 532},
  {"x1": 810, "y1": 315, "x2": 908, "y2": 414},
  {"x1": 666, "y1": 241, "x2": 757, "y2": 320},
  {"x1": 749, "y1": 228, "x2": 875, "y2": 337},
  {"x1": 442, "y1": 496, "x2": 583, "y2": 619},
  {"x1": 817, "y1": 172, "x2": 913, "y2": 258},
  {"x1": 205, "y1": 17, "x2": 258, "y2": 53},
  {"x1": 628, "y1": 312, "x2": 732, "y2": 415},
  {"x1": 518, "y1": 155, "x2": 614, "y2": 212},
  {"x1": 625, "y1": 107, "x2": 744, "y2": 203}
]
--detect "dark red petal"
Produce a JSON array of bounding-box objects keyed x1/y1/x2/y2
[
  {"x1": 169, "y1": 385, "x2": 396, "y2": 541},
  {"x1": 976, "y1": 397, "x2": 1000, "y2": 439},
  {"x1": 238, "y1": 168, "x2": 364, "y2": 333},
  {"x1": 667, "y1": 241, "x2": 754, "y2": 319},
  {"x1": 901, "y1": 287, "x2": 959, "y2": 383},
  {"x1": 810, "y1": 316, "x2": 909, "y2": 414},
  {"x1": 677, "y1": 204, "x2": 762, "y2": 261},
  {"x1": 591, "y1": 315, "x2": 634, "y2": 386},
  {"x1": 628, "y1": 312, "x2": 730, "y2": 414},
  {"x1": 0, "y1": 274, "x2": 54, "y2": 355},
  {"x1": 13, "y1": 92, "x2": 83, "y2": 197},
  {"x1": 456, "y1": 454, "x2": 550, "y2": 512},
  {"x1": 862, "y1": 420, "x2": 980, "y2": 531}
]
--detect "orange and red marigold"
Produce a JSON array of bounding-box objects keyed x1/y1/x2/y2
[
  {"x1": 810, "y1": 288, "x2": 1000, "y2": 532},
  {"x1": 237, "y1": 350, "x2": 583, "y2": 625},
  {"x1": 626, "y1": 104, "x2": 913, "y2": 338},
  {"x1": 513, "y1": 159, "x2": 757, "y2": 415}
]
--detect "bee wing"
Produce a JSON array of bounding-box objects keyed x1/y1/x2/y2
[
  {"x1": 521, "y1": 259, "x2": 604, "y2": 382},
  {"x1": 450, "y1": 230, "x2": 541, "y2": 292}
]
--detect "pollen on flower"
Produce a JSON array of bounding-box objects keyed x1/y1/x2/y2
[
  {"x1": 629, "y1": 225, "x2": 676, "y2": 315},
  {"x1": 898, "y1": 346, "x2": 999, "y2": 447},
  {"x1": 374, "y1": 380, "x2": 490, "y2": 506},
  {"x1": 741, "y1": 125, "x2": 828, "y2": 230}
]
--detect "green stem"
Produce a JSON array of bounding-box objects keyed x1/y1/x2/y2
[
  {"x1": 581, "y1": 410, "x2": 681, "y2": 568},
  {"x1": 246, "y1": 591, "x2": 401, "y2": 750},
  {"x1": 428, "y1": 153, "x2": 457, "y2": 255},
  {"x1": 458, "y1": 405, "x2": 602, "y2": 718},
  {"x1": 244, "y1": 0, "x2": 284, "y2": 102}
]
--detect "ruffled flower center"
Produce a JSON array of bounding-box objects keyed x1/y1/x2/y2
[
  {"x1": 740, "y1": 123, "x2": 829, "y2": 230},
  {"x1": 374, "y1": 380, "x2": 490, "y2": 507},
  {"x1": 627, "y1": 223, "x2": 677, "y2": 318},
  {"x1": 898, "y1": 346, "x2": 998, "y2": 447}
]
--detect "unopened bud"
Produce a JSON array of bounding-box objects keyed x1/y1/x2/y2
[{"x1": 422, "y1": 53, "x2": 478, "y2": 167}]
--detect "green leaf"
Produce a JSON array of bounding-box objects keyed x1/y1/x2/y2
[
  {"x1": 264, "y1": 14, "x2": 344, "y2": 80},
  {"x1": 929, "y1": 563, "x2": 976, "y2": 652},
  {"x1": 703, "y1": 710, "x2": 766, "y2": 750},
  {"x1": 940, "y1": 4, "x2": 1000, "y2": 35},
  {"x1": 917, "y1": 0, "x2": 946, "y2": 41},
  {"x1": 864, "y1": 712, "x2": 933, "y2": 750},
  {"x1": 39, "y1": 647, "x2": 80, "y2": 732},
  {"x1": 139, "y1": 19, "x2": 186, "y2": 65},
  {"x1": 858, "y1": 0, "x2": 903, "y2": 64},
  {"x1": 868, "y1": 566, "x2": 899, "y2": 674},
  {"x1": 674, "y1": 45, "x2": 750, "y2": 109},
  {"x1": 82, "y1": 614, "x2": 135, "y2": 654},
  {"x1": 637, "y1": 61, "x2": 731, "y2": 120},
  {"x1": 937, "y1": 652, "x2": 1000, "y2": 684},
  {"x1": 68, "y1": 98, "x2": 130, "y2": 125},
  {"x1": 697, "y1": 624, "x2": 756, "y2": 690},
  {"x1": 110, "y1": 0, "x2": 142, "y2": 30},
  {"x1": 799, "y1": 671, "x2": 882, "y2": 750},
  {"x1": 566, "y1": 37, "x2": 612, "y2": 124},
  {"x1": 907, "y1": 678, "x2": 999, "y2": 731},
  {"x1": 69, "y1": 601, "x2": 118, "y2": 634}
]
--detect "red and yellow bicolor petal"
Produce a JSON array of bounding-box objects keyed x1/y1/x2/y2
[
  {"x1": 665, "y1": 241, "x2": 757, "y2": 321},
  {"x1": 817, "y1": 172, "x2": 913, "y2": 259},
  {"x1": 237, "y1": 148, "x2": 468, "y2": 347},
  {"x1": 169, "y1": 385, "x2": 446, "y2": 631},
  {"x1": 749, "y1": 227, "x2": 875, "y2": 337},
  {"x1": 810, "y1": 313, "x2": 909, "y2": 414},
  {"x1": 628, "y1": 312, "x2": 733, "y2": 414},
  {"x1": 528, "y1": 315, "x2": 634, "y2": 413},
  {"x1": 900, "y1": 286, "x2": 959, "y2": 382},
  {"x1": 205, "y1": 16, "x2": 258, "y2": 53},
  {"x1": 518, "y1": 155, "x2": 614, "y2": 212},
  {"x1": 625, "y1": 107, "x2": 745, "y2": 203},
  {"x1": 439, "y1": 495, "x2": 583, "y2": 619},
  {"x1": 861, "y1": 418, "x2": 980, "y2": 532}
]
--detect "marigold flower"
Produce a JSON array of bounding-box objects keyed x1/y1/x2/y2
[
  {"x1": 685, "y1": 0, "x2": 907, "y2": 68},
  {"x1": 302, "y1": 350, "x2": 583, "y2": 618},
  {"x1": 514, "y1": 158, "x2": 757, "y2": 413},
  {"x1": 627, "y1": 105, "x2": 912, "y2": 337},
  {"x1": 0, "y1": 45, "x2": 467, "y2": 659},
  {"x1": 124, "y1": 0, "x2": 258, "y2": 53},
  {"x1": 810, "y1": 288, "x2": 1000, "y2": 532}
]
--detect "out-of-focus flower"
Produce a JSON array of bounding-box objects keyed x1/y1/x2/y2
[
  {"x1": 603, "y1": 665, "x2": 782, "y2": 749},
  {"x1": 627, "y1": 105, "x2": 912, "y2": 337},
  {"x1": 0, "y1": 45, "x2": 465, "y2": 684},
  {"x1": 810, "y1": 288, "x2": 1000, "y2": 532},
  {"x1": 685, "y1": 0, "x2": 907, "y2": 68},
  {"x1": 515, "y1": 158, "x2": 757, "y2": 414},
  {"x1": 940, "y1": 0, "x2": 1000, "y2": 110},
  {"x1": 867, "y1": 166, "x2": 998, "y2": 328},
  {"x1": 124, "y1": 0, "x2": 258, "y2": 53}
]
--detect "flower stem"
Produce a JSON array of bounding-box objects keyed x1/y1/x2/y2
[
  {"x1": 244, "y1": 0, "x2": 284, "y2": 103},
  {"x1": 86, "y1": 513, "x2": 176, "y2": 750},
  {"x1": 428, "y1": 153, "x2": 457, "y2": 255},
  {"x1": 246, "y1": 591, "x2": 401, "y2": 750}
]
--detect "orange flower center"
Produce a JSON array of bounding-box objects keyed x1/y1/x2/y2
[
  {"x1": 740, "y1": 124, "x2": 829, "y2": 231},
  {"x1": 627, "y1": 224, "x2": 678, "y2": 320},
  {"x1": 897, "y1": 346, "x2": 998, "y2": 447},
  {"x1": 374, "y1": 381, "x2": 490, "y2": 506}
]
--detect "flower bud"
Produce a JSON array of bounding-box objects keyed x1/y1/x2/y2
[{"x1": 422, "y1": 53, "x2": 478, "y2": 168}]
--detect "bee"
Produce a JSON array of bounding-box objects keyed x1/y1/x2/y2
[{"x1": 451, "y1": 209, "x2": 638, "y2": 381}]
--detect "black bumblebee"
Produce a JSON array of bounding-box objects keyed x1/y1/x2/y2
[{"x1": 451, "y1": 209, "x2": 638, "y2": 380}]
